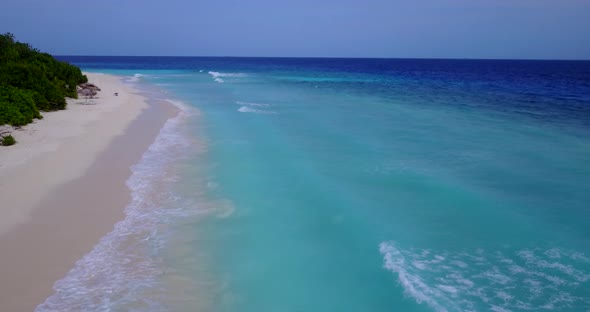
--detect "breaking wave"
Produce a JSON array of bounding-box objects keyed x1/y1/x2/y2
[
  {"x1": 379, "y1": 242, "x2": 590, "y2": 312},
  {"x1": 208, "y1": 71, "x2": 246, "y2": 83}
]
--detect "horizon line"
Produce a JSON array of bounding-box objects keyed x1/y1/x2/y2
[{"x1": 53, "y1": 55, "x2": 590, "y2": 62}]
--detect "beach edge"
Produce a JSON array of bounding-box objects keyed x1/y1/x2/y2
[{"x1": 0, "y1": 73, "x2": 179, "y2": 311}]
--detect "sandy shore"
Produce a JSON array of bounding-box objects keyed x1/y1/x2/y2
[{"x1": 0, "y1": 73, "x2": 178, "y2": 311}]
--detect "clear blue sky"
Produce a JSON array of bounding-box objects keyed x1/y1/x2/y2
[{"x1": 1, "y1": 0, "x2": 589, "y2": 59}]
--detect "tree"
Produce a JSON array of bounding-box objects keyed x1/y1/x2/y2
[{"x1": 0, "y1": 32, "x2": 87, "y2": 130}]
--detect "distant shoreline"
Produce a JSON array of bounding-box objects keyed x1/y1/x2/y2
[{"x1": 0, "y1": 73, "x2": 178, "y2": 311}]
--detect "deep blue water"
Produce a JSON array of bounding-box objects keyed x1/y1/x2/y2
[{"x1": 45, "y1": 56, "x2": 590, "y2": 311}]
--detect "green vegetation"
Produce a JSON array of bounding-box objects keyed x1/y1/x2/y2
[
  {"x1": 1, "y1": 134, "x2": 16, "y2": 146},
  {"x1": 0, "y1": 32, "x2": 87, "y2": 127},
  {"x1": 0, "y1": 84, "x2": 42, "y2": 125}
]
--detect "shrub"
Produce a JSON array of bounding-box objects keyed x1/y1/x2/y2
[
  {"x1": 1, "y1": 135, "x2": 16, "y2": 146},
  {"x1": 0, "y1": 85, "x2": 41, "y2": 126}
]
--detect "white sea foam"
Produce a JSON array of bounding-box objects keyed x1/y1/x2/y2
[
  {"x1": 437, "y1": 285, "x2": 458, "y2": 295},
  {"x1": 237, "y1": 106, "x2": 276, "y2": 114},
  {"x1": 165, "y1": 99, "x2": 197, "y2": 115},
  {"x1": 451, "y1": 260, "x2": 468, "y2": 268},
  {"x1": 236, "y1": 101, "x2": 271, "y2": 107},
  {"x1": 208, "y1": 71, "x2": 246, "y2": 83},
  {"x1": 545, "y1": 248, "x2": 562, "y2": 259},
  {"x1": 490, "y1": 305, "x2": 510, "y2": 312},
  {"x1": 380, "y1": 243, "x2": 451, "y2": 312},
  {"x1": 379, "y1": 241, "x2": 590, "y2": 312},
  {"x1": 128, "y1": 73, "x2": 145, "y2": 82},
  {"x1": 35, "y1": 101, "x2": 199, "y2": 312}
]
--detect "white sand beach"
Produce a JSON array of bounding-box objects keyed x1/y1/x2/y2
[{"x1": 0, "y1": 73, "x2": 178, "y2": 311}]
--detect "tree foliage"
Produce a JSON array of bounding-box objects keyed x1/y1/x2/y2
[
  {"x1": 0, "y1": 32, "x2": 87, "y2": 127},
  {"x1": 0, "y1": 85, "x2": 42, "y2": 125}
]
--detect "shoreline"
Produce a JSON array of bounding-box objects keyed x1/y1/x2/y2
[{"x1": 0, "y1": 73, "x2": 179, "y2": 311}]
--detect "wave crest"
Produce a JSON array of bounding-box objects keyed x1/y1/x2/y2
[{"x1": 207, "y1": 71, "x2": 246, "y2": 83}]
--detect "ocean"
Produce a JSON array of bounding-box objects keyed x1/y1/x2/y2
[{"x1": 40, "y1": 57, "x2": 590, "y2": 312}]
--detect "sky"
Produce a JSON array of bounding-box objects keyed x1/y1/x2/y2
[{"x1": 1, "y1": 0, "x2": 589, "y2": 59}]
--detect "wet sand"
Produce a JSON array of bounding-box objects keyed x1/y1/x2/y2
[{"x1": 0, "y1": 73, "x2": 178, "y2": 311}]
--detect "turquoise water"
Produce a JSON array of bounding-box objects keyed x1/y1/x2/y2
[{"x1": 41, "y1": 58, "x2": 590, "y2": 311}]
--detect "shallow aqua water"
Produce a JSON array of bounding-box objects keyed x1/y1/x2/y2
[{"x1": 44, "y1": 58, "x2": 590, "y2": 312}]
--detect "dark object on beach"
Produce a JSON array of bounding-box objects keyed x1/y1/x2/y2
[
  {"x1": 78, "y1": 88, "x2": 97, "y2": 103},
  {"x1": 77, "y1": 82, "x2": 101, "y2": 103},
  {"x1": 79, "y1": 88, "x2": 96, "y2": 97},
  {"x1": 114, "y1": 92, "x2": 119, "y2": 96},
  {"x1": 78, "y1": 83, "x2": 101, "y2": 92}
]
